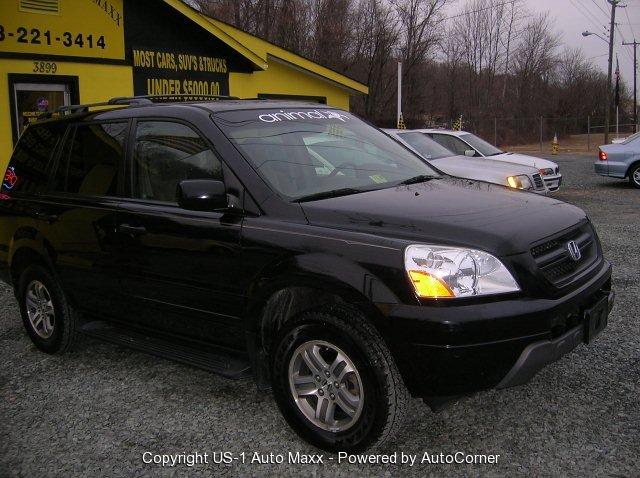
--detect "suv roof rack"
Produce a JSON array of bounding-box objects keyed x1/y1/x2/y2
[
  {"x1": 37, "y1": 94, "x2": 240, "y2": 121},
  {"x1": 37, "y1": 97, "x2": 153, "y2": 120}
]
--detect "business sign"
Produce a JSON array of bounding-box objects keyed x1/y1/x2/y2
[
  {"x1": 131, "y1": 48, "x2": 229, "y2": 97},
  {"x1": 124, "y1": 0, "x2": 255, "y2": 99},
  {"x1": 0, "y1": 0, "x2": 125, "y2": 60}
]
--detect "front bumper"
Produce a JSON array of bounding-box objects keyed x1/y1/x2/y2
[
  {"x1": 543, "y1": 174, "x2": 562, "y2": 191},
  {"x1": 497, "y1": 289, "x2": 614, "y2": 389},
  {"x1": 383, "y1": 259, "x2": 612, "y2": 400}
]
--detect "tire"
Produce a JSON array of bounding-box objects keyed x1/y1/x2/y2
[
  {"x1": 16, "y1": 264, "x2": 78, "y2": 354},
  {"x1": 629, "y1": 163, "x2": 640, "y2": 189},
  {"x1": 270, "y1": 307, "x2": 409, "y2": 452}
]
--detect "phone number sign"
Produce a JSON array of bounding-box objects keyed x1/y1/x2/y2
[{"x1": 0, "y1": 0, "x2": 124, "y2": 60}]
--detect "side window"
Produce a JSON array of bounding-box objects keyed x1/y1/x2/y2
[
  {"x1": 5, "y1": 124, "x2": 66, "y2": 194},
  {"x1": 432, "y1": 134, "x2": 468, "y2": 156},
  {"x1": 132, "y1": 121, "x2": 222, "y2": 202},
  {"x1": 55, "y1": 122, "x2": 127, "y2": 196}
]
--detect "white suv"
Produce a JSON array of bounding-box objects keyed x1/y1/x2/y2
[{"x1": 422, "y1": 129, "x2": 562, "y2": 191}]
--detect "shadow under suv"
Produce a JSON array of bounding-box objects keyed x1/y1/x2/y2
[{"x1": 0, "y1": 97, "x2": 614, "y2": 452}]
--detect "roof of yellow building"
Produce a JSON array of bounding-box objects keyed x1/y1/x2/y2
[{"x1": 161, "y1": 0, "x2": 368, "y2": 95}]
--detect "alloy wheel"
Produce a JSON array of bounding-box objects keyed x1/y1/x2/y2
[
  {"x1": 25, "y1": 280, "x2": 55, "y2": 339},
  {"x1": 288, "y1": 340, "x2": 364, "y2": 432}
]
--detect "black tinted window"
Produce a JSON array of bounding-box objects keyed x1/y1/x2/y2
[
  {"x1": 431, "y1": 134, "x2": 469, "y2": 155},
  {"x1": 4, "y1": 124, "x2": 65, "y2": 194},
  {"x1": 397, "y1": 132, "x2": 453, "y2": 159},
  {"x1": 133, "y1": 121, "x2": 222, "y2": 202},
  {"x1": 56, "y1": 122, "x2": 127, "y2": 196}
]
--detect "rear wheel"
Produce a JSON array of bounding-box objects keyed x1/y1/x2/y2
[
  {"x1": 270, "y1": 308, "x2": 409, "y2": 452},
  {"x1": 16, "y1": 264, "x2": 78, "y2": 354},
  {"x1": 629, "y1": 163, "x2": 640, "y2": 189}
]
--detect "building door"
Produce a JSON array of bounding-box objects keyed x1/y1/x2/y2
[
  {"x1": 8, "y1": 74, "x2": 79, "y2": 144},
  {"x1": 12, "y1": 83, "x2": 70, "y2": 136}
]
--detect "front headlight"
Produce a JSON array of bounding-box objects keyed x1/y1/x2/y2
[
  {"x1": 506, "y1": 175, "x2": 533, "y2": 190},
  {"x1": 539, "y1": 168, "x2": 554, "y2": 176},
  {"x1": 404, "y1": 245, "x2": 520, "y2": 299}
]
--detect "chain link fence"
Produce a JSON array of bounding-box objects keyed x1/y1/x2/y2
[{"x1": 447, "y1": 116, "x2": 638, "y2": 152}]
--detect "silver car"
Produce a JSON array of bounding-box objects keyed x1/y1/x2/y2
[
  {"x1": 595, "y1": 132, "x2": 640, "y2": 188},
  {"x1": 384, "y1": 129, "x2": 548, "y2": 194},
  {"x1": 420, "y1": 129, "x2": 562, "y2": 191}
]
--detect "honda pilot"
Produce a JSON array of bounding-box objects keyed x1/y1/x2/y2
[{"x1": 0, "y1": 98, "x2": 614, "y2": 452}]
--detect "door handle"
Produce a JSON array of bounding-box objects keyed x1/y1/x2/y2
[
  {"x1": 34, "y1": 211, "x2": 58, "y2": 224},
  {"x1": 118, "y1": 224, "x2": 147, "y2": 236}
]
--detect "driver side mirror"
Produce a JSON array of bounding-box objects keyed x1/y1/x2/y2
[
  {"x1": 464, "y1": 149, "x2": 477, "y2": 157},
  {"x1": 177, "y1": 179, "x2": 228, "y2": 211}
]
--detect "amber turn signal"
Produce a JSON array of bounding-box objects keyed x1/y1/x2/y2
[{"x1": 408, "y1": 270, "x2": 454, "y2": 298}]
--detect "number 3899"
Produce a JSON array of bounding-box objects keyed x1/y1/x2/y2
[{"x1": 33, "y1": 61, "x2": 57, "y2": 73}]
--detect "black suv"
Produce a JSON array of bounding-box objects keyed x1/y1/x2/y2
[{"x1": 0, "y1": 97, "x2": 614, "y2": 451}]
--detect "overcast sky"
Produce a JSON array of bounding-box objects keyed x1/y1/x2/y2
[{"x1": 448, "y1": 0, "x2": 639, "y2": 92}]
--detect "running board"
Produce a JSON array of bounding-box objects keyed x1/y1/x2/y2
[{"x1": 79, "y1": 321, "x2": 251, "y2": 379}]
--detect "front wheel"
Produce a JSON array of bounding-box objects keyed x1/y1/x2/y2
[
  {"x1": 629, "y1": 163, "x2": 640, "y2": 189},
  {"x1": 270, "y1": 308, "x2": 409, "y2": 452}
]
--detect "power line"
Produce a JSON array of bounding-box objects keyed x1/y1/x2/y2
[
  {"x1": 441, "y1": 0, "x2": 518, "y2": 23},
  {"x1": 580, "y1": 0, "x2": 611, "y2": 35},
  {"x1": 396, "y1": 0, "x2": 518, "y2": 44},
  {"x1": 624, "y1": 4, "x2": 636, "y2": 40},
  {"x1": 569, "y1": 0, "x2": 609, "y2": 36},
  {"x1": 589, "y1": 0, "x2": 609, "y2": 17},
  {"x1": 615, "y1": 19, "x2": 636, "y2": 63},
  {"x1": 579, "y1": 0, "x2": 609, "y2": 29}
]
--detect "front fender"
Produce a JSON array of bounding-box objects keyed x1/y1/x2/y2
[{"x1": 244, "y1": 252, "x2": 401, "y2": 333}]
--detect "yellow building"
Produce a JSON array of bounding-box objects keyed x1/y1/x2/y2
[{"x1": 0, "y1": 0, "x2": 368, "y2": 169}]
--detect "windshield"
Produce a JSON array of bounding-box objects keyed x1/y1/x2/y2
[
  {"x1": 460, "y1": 133, "x2": 503, "y2": 156},
  {"x1": 214, "y1": 108, "x2": 439, "y2": 200},
  {"x1": 621, "y1": 131, "x2": 640, "y2": 145},
  {"x1": 397, "y1": 132, "x2": 454, "y2": 159}
]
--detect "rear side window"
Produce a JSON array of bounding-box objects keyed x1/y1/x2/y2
[
  {"x1": 430, "y1": 134, "x2": 469, "y2": 156},
  {"x1": 132, "y1": 121, "x2": 222, "y2": 202},
  {"x1": 54, "y1": 122, "x2": 127, "y2": 196},
  {"x1": 397, "y1": 132, "x2": 454, "y2": 159},
  {"x1": 4, "y1": 124, "x2": 66, "y2": 194}
]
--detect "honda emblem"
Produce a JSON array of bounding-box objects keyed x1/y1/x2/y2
[{"x1": 567, "y1": 240, "x2": 581, "y2": 261}]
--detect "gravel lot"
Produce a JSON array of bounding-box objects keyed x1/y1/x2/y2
[{"x1": 1, "y1": 153, "x2": 638, "y2": 478}]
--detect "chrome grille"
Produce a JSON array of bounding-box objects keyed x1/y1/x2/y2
[
  {"x1": 532, "y1": 173, "x2": 545, "y2": 190},
  {"x1": 531, "y1": 223, "x2": 599, "y2": 288}
]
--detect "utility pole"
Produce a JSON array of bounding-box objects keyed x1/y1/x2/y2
[
  {"x1": 604, "y1": 0, "x2": 619, "y2": 145},
  {"x1": 397, "y1": 61, "x2": 402, "y2": 128},
  {"x1": 622, "y1": 40, "x2": 639, "y2": 132}
]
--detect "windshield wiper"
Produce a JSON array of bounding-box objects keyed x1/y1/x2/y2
[
  {"x1": 398, "y1": 174, "x2": 440, "y2": 185},
  {"x1": 295, "y1": 187, "x2": 365, "y2": 203}
]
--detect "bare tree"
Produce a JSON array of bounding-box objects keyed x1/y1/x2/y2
[
  {"x1": 512, "y1": 12, "x2": 559, "y2": 117},
  {"x1": 312, "y1": 0, "x2": 352, "y2": 71},
  {"x1": 188, "y1": 0, "x2": 619, "y2": 136},
  {"x1": 349, "y1": 0, "x2": 400, "y2": 120},
  {"x1": 393, "y1": 0, "x2": 446, "y2": 121}
]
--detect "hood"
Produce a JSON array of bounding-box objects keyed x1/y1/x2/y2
[
  {"x1": 300, "y1": 178, "x2": 586, "y2": 256},
  {"x1": 430, "y1": 155, "x2": 538, "y2": 178},
  {"x1": 492, "y1": 152, "x2": 557, "y2": 170}
]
